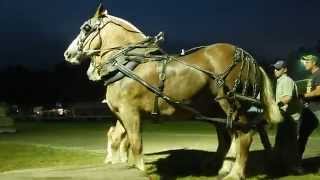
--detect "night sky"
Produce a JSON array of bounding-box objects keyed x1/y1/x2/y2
[{"x1": 1, "y1": 0, "x2": 319, "y2": 68}]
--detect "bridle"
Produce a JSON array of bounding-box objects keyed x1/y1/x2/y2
[
  {"x1": 75, "y1": 16, "x2": 144, "y2": 60},
  {"x1": 76, "y1": 17, "x2": 107, "y2": 57}
]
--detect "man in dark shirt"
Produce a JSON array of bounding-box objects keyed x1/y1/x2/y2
[{"x1": 299, "y1": 54, "x2": 320, "y2": 160}]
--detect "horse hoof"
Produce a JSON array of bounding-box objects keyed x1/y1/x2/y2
[
  {"x1": 216, "y1": 174, "x2": 226, "y2": 180},
  {"x1": 222, "y1": 173, "x2": 244, "y2": 180},
  {"x1": 136, "y1": 164, "x2": 145, "y2": 171},
  {"x1": 104, "y1": 159, "x2": 112, "y2": 164},
  {"x1": 120, "y1": 157, "x2": 128, "y2": 163},
  {"x1": 218, "y1": 169, "x2": 229, "y2": 177}
]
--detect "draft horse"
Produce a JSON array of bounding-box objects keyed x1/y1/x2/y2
[{"x1": 64, "y1": 4, "x2": 282, "y2": 179}]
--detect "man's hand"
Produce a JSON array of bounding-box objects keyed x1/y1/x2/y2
[
  {"x1": 277, "y1": 101, "x2": 285, "y2": 108},
  {"x1": 305, "y1": 85, "x2": 320, "y2": 98},
  {"x1": 277, "y1": 101, "x2": 288, "y2": 111}
]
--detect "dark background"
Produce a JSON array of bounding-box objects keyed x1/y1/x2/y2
[{"x1": 0, "y1": 0, "x2": 319, "y2": 106}]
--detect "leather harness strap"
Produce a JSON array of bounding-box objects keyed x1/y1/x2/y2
[
  {"x1": 113, "y1": 56, "x2": 264, "y2": 130},
  {"x1": 98, "y1": 34, "x2": 262, "y2": 129}
]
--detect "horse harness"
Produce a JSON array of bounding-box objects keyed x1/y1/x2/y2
[{"x1": 96, "y1": 33, "x2": 262, "y2": 130}]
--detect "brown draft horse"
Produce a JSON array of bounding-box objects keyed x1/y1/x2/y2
[{"x1": 64, "y1": 4, "x2": 282, "y2": 179}]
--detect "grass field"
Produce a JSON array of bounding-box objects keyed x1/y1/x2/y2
[{"x1": 1, "y1": 119, "x2": 320, "y2": 179}]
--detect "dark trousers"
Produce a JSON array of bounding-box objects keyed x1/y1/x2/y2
[
  {"x1": 297, "y1": 108, "x2": 319, "y2": 159},
  {"x1": 274, "y1": 113, "x2": 300, "y2": 171}
]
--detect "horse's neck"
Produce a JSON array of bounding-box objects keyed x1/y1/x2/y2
[
  {"x1": 100, "y1": 20, "x2": 146, "y2": 60},
  {"x1": 108, "y1": 15, "x2": 145, "y2": 36},
  {"x1": 105, "y1": 15, "x2": 146, "y2": 45}
]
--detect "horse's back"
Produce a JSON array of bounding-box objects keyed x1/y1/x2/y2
[{"x1": 204, "y1": 43, "x2": 236, "y2": 63}]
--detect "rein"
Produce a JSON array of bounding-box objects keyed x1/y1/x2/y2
[{"x1": 171, "y1": 56, "x2": 238, "y2": 88}]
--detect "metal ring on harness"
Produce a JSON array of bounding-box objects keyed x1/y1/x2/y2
[{"x1": 216, "y1": 78, "x2": 225, "y2": 88}]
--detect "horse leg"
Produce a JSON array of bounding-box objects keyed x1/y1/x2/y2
[
  {"x1": 119, "y1": 133, "x2": 129, "y2": 163},
  {"x1": 215, "y1": 97, "x2": 237, "y2": 176},
  {"x1": 223, "y1": 112, "x2": 253, "y2": 180},
  {"x1": 118, "y1": 107, "x2": 145, "y2": 171},
  {"x1": 223, "y1": 130, "x2": 253, "y2": 180},
  {"x1": 104, "y1": 120, "x2": 126, "y2": 164},
  {"x1": 218, "y1": 133, "x2": 237, "y2": 177},
  {"x1": 216, "y1": 124, "x2": 232, "y2": 165},
  {"x1": 105, "y1": 126, "x2": 115, "y2": 164}
]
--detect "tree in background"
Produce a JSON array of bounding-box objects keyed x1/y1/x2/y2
[{"x1": 0, "y1": 102, "x2": 16, "y2": 133}]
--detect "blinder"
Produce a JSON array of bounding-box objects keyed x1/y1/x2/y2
[{"x1": 76, "y1": 19, "x2": 104, "y2": 55}]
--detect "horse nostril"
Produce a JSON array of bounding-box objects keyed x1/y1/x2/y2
[{"x1": 64, "y1": 52, "x2": 71, "y2": 58}]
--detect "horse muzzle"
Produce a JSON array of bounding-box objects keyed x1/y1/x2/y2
[{"x1": 64, "y1": 51, "x2": 81, "y2": 64}]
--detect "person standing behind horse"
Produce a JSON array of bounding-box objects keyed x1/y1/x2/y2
[
  {"x1": 272, "y1": 60, "x2": 303, "y2": 174},
  {"x1": 299, "y1": 54, "x2": 320, "y2": 161}
]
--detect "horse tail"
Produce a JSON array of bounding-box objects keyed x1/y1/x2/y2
[{"x1": 259, "y1": 67, "x2": 283, "y2": 124}]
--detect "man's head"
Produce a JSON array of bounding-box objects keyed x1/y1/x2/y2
[
  {"x1": 301, "y1": 54, "x2": 319, "y2": 72},
  {"x1": 272, "y1": 60, "x2": 287, "y2": 78}
]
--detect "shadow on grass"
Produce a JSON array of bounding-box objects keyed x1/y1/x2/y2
[
  {"x1": 301, "y1": 157, "x2": 320, "y2": 174},
  {"x1": 146, "y1": 149, "x2": 220, "y2": 179},
  {"x1": 145, "y1": 149, "x2": 320, "y2": 179}
]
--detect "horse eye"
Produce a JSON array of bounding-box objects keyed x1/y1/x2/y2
[
  {"x1": 80, "y1": 23, "x2": 92, "y2": 33},
  {"x1": 83, "y1": 24, "x2": 92, "y2": 32}
]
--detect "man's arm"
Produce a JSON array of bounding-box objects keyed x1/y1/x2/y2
[
  {"x1": 304, "y1": 85, "x2": 320, "y2": 98},
  {"x1": 279, "y1": 78, "x2": 294, "y2": 105},
  {"x1": 280, "y1": 95, "x2": 292, "y2": 104}
]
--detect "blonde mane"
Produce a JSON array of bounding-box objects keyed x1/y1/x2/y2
[{"x1": 107, "y1": 15, "x2": 147, "y2": 38}]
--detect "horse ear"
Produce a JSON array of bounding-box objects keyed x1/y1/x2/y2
[{"x1": 93, "y1": 3, "x2": 105, "y2": 18}]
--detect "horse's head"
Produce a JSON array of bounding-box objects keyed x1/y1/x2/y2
[
  {"x1": 64, "y1": 4, "x2": 146, "y2": 66},
  {"x1": 64, "y1": 4, "x2": 108, "y2": 64}
]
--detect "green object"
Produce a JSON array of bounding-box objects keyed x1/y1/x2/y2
[
  {"x1": 300, "y1": 54, "x2": 319, "y2": 62},
  {"x1": 0, "y1": 102, "x2": 16, "y2": 133},
  {"x1": 296, "y1": 79, "x2": 312, "y2": 95}
]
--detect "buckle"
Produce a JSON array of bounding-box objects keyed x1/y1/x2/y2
[{"x1": 216, "y1": 78, "x2": 225, "y2": 88}]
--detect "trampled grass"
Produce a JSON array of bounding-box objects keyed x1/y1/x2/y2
[{"x1": 0, "y1": 142, "x2": 103, "y2": 172}]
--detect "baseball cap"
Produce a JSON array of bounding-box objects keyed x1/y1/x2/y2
[
  {"x1": 272, "y1": 60, "x2": 287, "y2": 70},
  {"x1": 300, "y1": 54, "x2": 318, "y2": 62}
]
